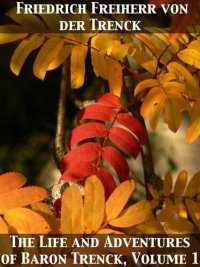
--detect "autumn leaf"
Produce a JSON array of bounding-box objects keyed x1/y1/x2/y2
[
  {"x1": 71, "y1": 44, "x2": 88, "y2": 88},
  {"x1": 135, "y1": 79, "x2": 189, "y2": 132},
  {"x1": 184, "y1": 172, "x2": 200, "y2": 197},
  {"x1": 84, "y1": 175, "x2": 105, "y2": 234},
  {"x1": 0, "y1": 187, "x2": 49, "y2": 214},
  {"x1": 4, "y1": 208, "x2": 50, "y2": 234},
  {"x1": 174, "y1": 170, "x2": 188, "y2": 197},
  {"x1": 186, "y1": 102, "x2": 200, "y2": 144},
  {"x1": 10, "y1": 34, "x2": 45, "y2": 76},
  {"x1": 107, "y1": 57, "x2": 123, "y2": 97},
  {"x1": 0, "y1": 172, "x2": 26, "y2": 195},
  {"x1": 108, "y1": 202, "x2": 151, "y2": 228},
  {"x1": 185, "y1": 199, "x2": 200, "y2": 229},
  {"x1": 33, "y1": 37, "x2": 64, "y2": 80},
  {"x1": 60, "y1": 185, "x2": 83, "y2": 234},
  {"x1": 0, "y1": 25, "x2": 28, "y2": 44},
  {"x1": 106, "y1": 180, "x2": 135, "y2": 221},
  {"x1": 163, "y1": 219, "x2": 193, "y2": 234},
  {"x1": 163, "y1": 172, "x2": 173, "y2": 197}
]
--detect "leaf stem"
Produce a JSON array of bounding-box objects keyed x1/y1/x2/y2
[{"x1": 54, "y1": 59, "x2": 70, "y2": 168}]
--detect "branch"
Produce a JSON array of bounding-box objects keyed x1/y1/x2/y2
[
  {"x1": 123, "y1": 75, "x2": 155, "y2": 200},
  {"x1": 54, "y1": 59, "x2": 70, "y2": 168}
]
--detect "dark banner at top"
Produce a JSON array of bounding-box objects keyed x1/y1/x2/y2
[{"x1": 0, "y1": 0, "x2": 198, "y2": 33}]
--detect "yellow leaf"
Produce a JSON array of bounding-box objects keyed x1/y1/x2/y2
[
  {"x1": 186, "y1": 102, "x2": 200, "y2": 144},
  {"x1": 0, "y1": 172, "x2": 26, "y2": 195},
  {"x1": 131, "y1": 45, "x2": 157, "y2": 74},
  {"x1": 47, "y1": 45, "x2": 72, "y2": 71},
  {"x1": 175, "y1": 199, "x2": 187, "y2": 219},
  {"x1": 154, "y1": 32, "x2": 180, "y2": 53},
  {"x1": 107, "y1": 58, "x2": 122, "y2": 97},
  {"x1": 106, "y1": 180, "x2": 135, "y2": 221},
  {"x1": 0, "y1": 25, "x2": 28, "y2": 44},
  {"x1": 174, "y1": 170, "x2": 188, "y2": 197},
  {"x1": 134, "y1": 79, "x2": 158, "y2": 96},
  {"x1": 164, "y1": 95, "x2": 182, "y2": 132},
  {"x1": 187, "y1": 38, "x2": 200, "y2": 50},
  {"x1": 4, "y1": 208, "x2": 50, "y2": 234},
  {"x1": 0, "y1": 187, "x2": 48, "y2": 214},
  {"x1": 185, "y1": 199, "x2": 200, "y2": 229},
  {"x1": 163, "y1": 172, "x2": 173, "y2": 197},
  {"x1": 6, "y1": 7, "x2": 46, "y2": 32},
  {"x1": 163, "y1": 81, "x2": 186, "y2": 93},
  {"x1": 84, "y1": 175, "x2": 105, "y2": 234},
  {"x1": 163, "y1": 219, "x2": 193, "y2": 234},
  {"x1": 71, "y1": 44, "x2": 88, "y2": 88},
  {"x1": 135, "y1": 33, "x2": 168, "y2": 64},
  {"x1": 156, "y1": 206, "x2": 177, "y2": 222},
  {"x1": 10, "y1": 34, "x2": 44, "y2": 76},
  {"x1": 148, "y1": 97, "x2": 165, "y2": 130},
  {"x1": 31, "y1": 202, "x2": 60, "y2": 234},
  {"x1": 157, "y1": 72, "x2": 177, "y2": 84},
  {"x1": 164, "y1": 90, "x2": 189, "y2": 132},
  {"x1": 95, "y1": 34, "x2": 117, "y2": 51},
  {"x1": 91, "y1": 36, "x2": 108, "y2": 79},
  {"x1": 167, "y1": 61, "x2": 199, "y2": 98},
  {"x1": 60, "y1": 185, "x2": 83, "y2": 234},
  {"x1": 109, "y1": 204, "x2": 151, "y2": 228},
  {"x1": 97, "y1": 228, "x2": 123, "y2": 234},
  {"x1": 178, "y1": 49, "x2": 200, "y2": 69},
  {"x1": 136, "y1": 220, "x2": 165, "y2": 234},
  {"x1": 185, "y1": 172, "x2": 200, "y2": 198},
  {"x1": 33, "y1": 37, "x2": 64, "y2": 80},
  {"x1": 141, "y1": 87, "x2": 164, "y2": 118},
  {"x1": 111, "y1": 43, "x2": 132, "y2": 60}
]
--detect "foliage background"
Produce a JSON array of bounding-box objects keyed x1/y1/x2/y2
[{"x1": 0, "y1": 0, "x2": 200, "y2": 187}]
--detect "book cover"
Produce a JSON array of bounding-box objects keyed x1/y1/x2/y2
[{"x1": 0, "y1": 0, "x2": 199, "y2": 266}]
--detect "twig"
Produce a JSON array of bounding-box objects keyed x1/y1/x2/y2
[
  {"x1": 123, "y1": 75, "x2": 155, "y2": 200},
  {"x1": 54, "y1": 59, "x2": 70, "y2": 168}
]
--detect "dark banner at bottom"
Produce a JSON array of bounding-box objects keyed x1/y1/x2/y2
[{"x1": 0, "y1": 234, "x2": 200, "y2": 266}]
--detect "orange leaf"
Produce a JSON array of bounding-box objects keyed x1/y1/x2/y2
[
  {"x1": 84, "y1": 175, "x2": 105, "y2": 234},
  {"x1": 4, "y1": 208, "x2": 50, "y2": 234},
  {"x1": 109, "y1": 204, "x2": 151, "y2": 228},
  {"x1": 60, "y1": 185, "x2": 83, "y2": 234},
  {"x1": 0, "y1": 172, "x2": 27, "y2": 195},
  {"x1": 31, "y1": 202, "x2": 60, "y2": 234},
  {"x1": 106, "y1": 180, "x2": 135, "y2": 221},
  {"x1": 0, "y1": 187, "x2": 48, "y2": 214}
]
